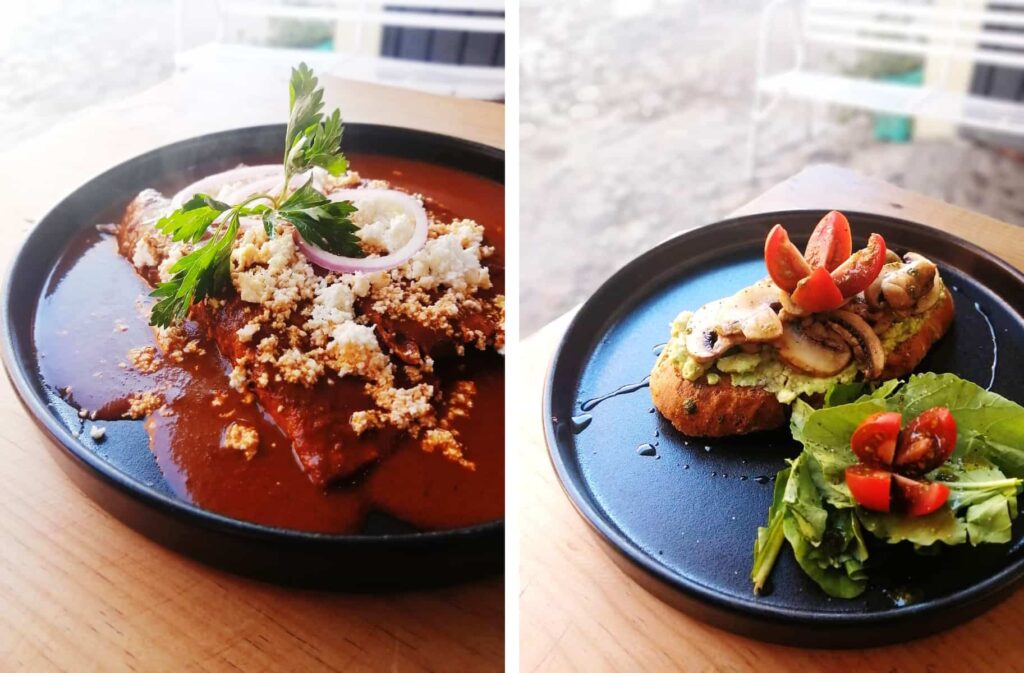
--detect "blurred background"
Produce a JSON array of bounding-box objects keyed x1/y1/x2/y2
[
  {"x1": 0, "y1": 0, "x2": 505, "y2": 149},
  {"x1": 521, "y1": 0, "x2": 1024, "y2": 334}
]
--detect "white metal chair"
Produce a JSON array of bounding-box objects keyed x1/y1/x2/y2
[
  {"x1": 173, "y1": 0, "x2": 505, "y2": 100},
  {"x1": 748, "y1": 0, "x2": 1024, "y2": 176}
]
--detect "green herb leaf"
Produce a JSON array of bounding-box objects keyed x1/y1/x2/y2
[
  {"x1": 149, "y1": 214, "x2": 239, "y2": 327},
  {"x1": 274, "y1": 178, "x2": 363, "y2": 257},
  {"x1": 154, "y1": 193, "x2": 229, "y2": 243},
  {"x1": 301, "y1": 108, "x2": 348, "y2": 176},
  {"x1": 285, "y1": 62, "x2": 325, "y2": 157},
  {"x1": 149, "y1": 63, "x2": 359, "y2": 327},
  {"x1": 284, "y1": 63, "x2": 348, "y2": 177}
]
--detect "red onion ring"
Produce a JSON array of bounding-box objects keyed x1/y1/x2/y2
[
  {"x1": 170, "y1": 165, "x2": 282, "y2": 208},
  {"x1": 221, "y1": 168, "x2": 326, "y2": 206},
  {"x1": 296, "y1": 189, "x2": 429, "y2": 273}
]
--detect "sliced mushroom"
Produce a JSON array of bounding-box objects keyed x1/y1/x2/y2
[
  {"x1": 686, "y1": 280, "x2": 781, "y2": 360},
  {"x1": 842, "y1": 296, "x2": 872, "y2": 319},
  {"x1": 685, "y1": 302, "x2": 741, "y2": 362},
  {"x1": 865, "y1": 261, "x2": 901, "y2": 307},
  {"x1": 740, "y1": 304, "x2": 783, "y2": 341},
  {"x1": 717, "y1": 280, "x2": 782, "y2": 334},
  {"x1": 778, "y1": 287, "x2": 806, "y2": 321},
  {"x1": 826, "y1": 310, "x2": 885, "y2": 378},
  {"x1": 775, "y1": 320, "x2": 852, "y2": 376},
  {"x1": 912, "y1": 274, "x2": 944, "y2": 314},
  {"x1": 881, "y1": 254, "x2": 938, "y2": 309}
]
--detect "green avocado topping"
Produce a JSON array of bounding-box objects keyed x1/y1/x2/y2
[{"x1": 662, "y1": 309, "x2": 931, "y2": 404}]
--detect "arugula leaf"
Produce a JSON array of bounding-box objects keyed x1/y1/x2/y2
[
  {"x1": 799, "y1": 398, "x2": 889, "y2": 449},
  {"x1": 752, "y1": 466, "x2": 790, "y2": 595},
  {"x1": 966, "y1": 495, "x2": 1014, "y2": 544},
  {"x1": 752, "y1": 455, "x2": 869, "y2": 598},
  {"x1": 857, "y1": 507, "x2": 968, "y2": 547},
  {"x1": 782, "y1": 454, "x2": 869, "y2": 598},
  {"x1": 891, "y1": 373, "x2": 1024, "y2": 470}
]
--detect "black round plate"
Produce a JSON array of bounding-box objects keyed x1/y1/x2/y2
[
  {"x1": 543, "y1": 211, "x2": 1024, "y2": 646},
  {"x1": 2, "y1": 124, "x2": 503, "y2": 590}
]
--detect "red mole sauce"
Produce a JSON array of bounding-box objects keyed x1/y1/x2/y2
[{"x1": 34, "y1": 154, "x2": 504, "y2": 533}]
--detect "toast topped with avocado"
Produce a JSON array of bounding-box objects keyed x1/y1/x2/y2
[{"x1": 651, "y1": 211, "x2": 954, "y2": 437}]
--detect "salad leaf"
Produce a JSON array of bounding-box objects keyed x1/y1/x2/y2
[
  {"x1": 798, "y1": 398, "x2": 889, "y2": 449},
  {"x1": 782, "y1": 454, "x2": 868, "y2": 598},
  {"x1": 751, "y1": 455, "x2": 869, "y2": 598},
  {"x1": 857, "y1": 506, "x2": 968, "y2": 546},
  {"x1": 891, "y1": 373, "x2": 1024, "y2": 475},
  {"x1": 824, "y1": 379, "x2": 902, "y2": 408},
  {"x1": 752, "y1": 373, "x2": 1024, "y2": 597},
  {"x1": 752, "y1": 466, "x2": 789, "y2": 595},
  {"x1": 803, "y1": 448, "x2": 854, "y2": 509},
  {"x1": 966, "y1": 495, "x2": 1014, "y2": 544}
]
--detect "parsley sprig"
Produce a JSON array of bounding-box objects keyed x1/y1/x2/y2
[{"x1": 148, "y1": 63, "x2": 362, "y2": 327}]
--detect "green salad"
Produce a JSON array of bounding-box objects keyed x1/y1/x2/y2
[{"x1": 752, "y1": 373, "x2": 1024, "y2": 598}]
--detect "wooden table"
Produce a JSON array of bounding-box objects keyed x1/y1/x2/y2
[
  {"x1": 520, "y1": 165, "x2": 1024, "y2": 672},
  {"x1": 0, "y1": 71, "x2": 503, "y2": 672}
]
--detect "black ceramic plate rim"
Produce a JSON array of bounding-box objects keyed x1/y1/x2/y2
[
  {"x1": 543, "y1": 209, "x2": 1024, "y2": 629},
  {"x1": 2, "y1": 123, "x2": 503, "y2": 546}
]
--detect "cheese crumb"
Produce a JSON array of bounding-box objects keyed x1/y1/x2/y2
[
  {"x1": 124, "y1": 391, "x2": 163, "y2": 419},
  {"x1": 89, "y1": 426, "x2": 106, "y2": 441},
  {"x1": 132, "y1": 236, "x2": 160, "y2": 268},
  {"x1": 237, "y1": 322, "x2": 260, "y2": 343},
  {"x1": 352, "y1": 194, "x2": 418, "y2": 253},
  {"x1": 404, "y1": 219, "x2": 491, "y2": 292},
  {"x1": 222, "y1": 422, "x2": 259, "y2": 460},
  {"x1": 127, "y1": 346, "x2": 160, "y2": 374}
]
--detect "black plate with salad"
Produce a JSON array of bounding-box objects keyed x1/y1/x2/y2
[{"x1": 543, "y1": 211, "x2": 1024, "y2": 647}]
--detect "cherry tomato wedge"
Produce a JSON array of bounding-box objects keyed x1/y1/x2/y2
[
  {"x1": 893, "y1": 475, "x2": 950, "y2": 517},
  {"x1": 845, "y1": 465, "x2": 892, "y2": 512},
  {"x1": 764, "y1": 224, "x2": 812, "y2": 292},
  {"x1": 790, "y1": 267, "x2": 844, "y2": 313},
  {"x1": 850, "y1": 411, "x2": 901, "y2": 468},
  {"x1": 830, "y1": 233, "x2": 887, "y2": 298},
  {"x1": 804, "y1": 211, "x2": 853, "y2": 271},
  {"x1": 894, "y1": 407, "x2": 957, "y2": 476}
]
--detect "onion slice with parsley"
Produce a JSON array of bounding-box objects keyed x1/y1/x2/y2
[
  {"x1": 221, "y1": 168, "x2": 328, "y2": 206},
  {"x1": 297, "y1": 189, "x2": 429, "y2": 273},
  {"x1": 170, "y1": 164, "x2": 282, "y2": 208}
]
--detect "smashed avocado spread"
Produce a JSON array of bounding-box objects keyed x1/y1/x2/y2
[
  {"x1": 878, "y1": 307, "x2": 931, "y2": 351},
  {"x1": 664, "y1": 311, "x2": 857, "y2": 404}
]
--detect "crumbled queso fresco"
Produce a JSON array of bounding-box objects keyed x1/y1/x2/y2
[{"x1": 143, "y1": 172, "x2": 503, "y2": 463}]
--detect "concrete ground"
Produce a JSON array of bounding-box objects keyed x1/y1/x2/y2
[
  {"x1": 0, "y1": 1, "x2": 176, "y2": 150},
  {"x1": 520, "y1": 0, "x2": 1024, "y2": 334}
]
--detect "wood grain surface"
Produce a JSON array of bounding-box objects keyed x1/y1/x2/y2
[
  {"x1": 520, "y1": 165, "x2": 1024, "y2": 672},
  {"x1": 0, "y1": 71, "x2": 503, "y2": 672}
]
